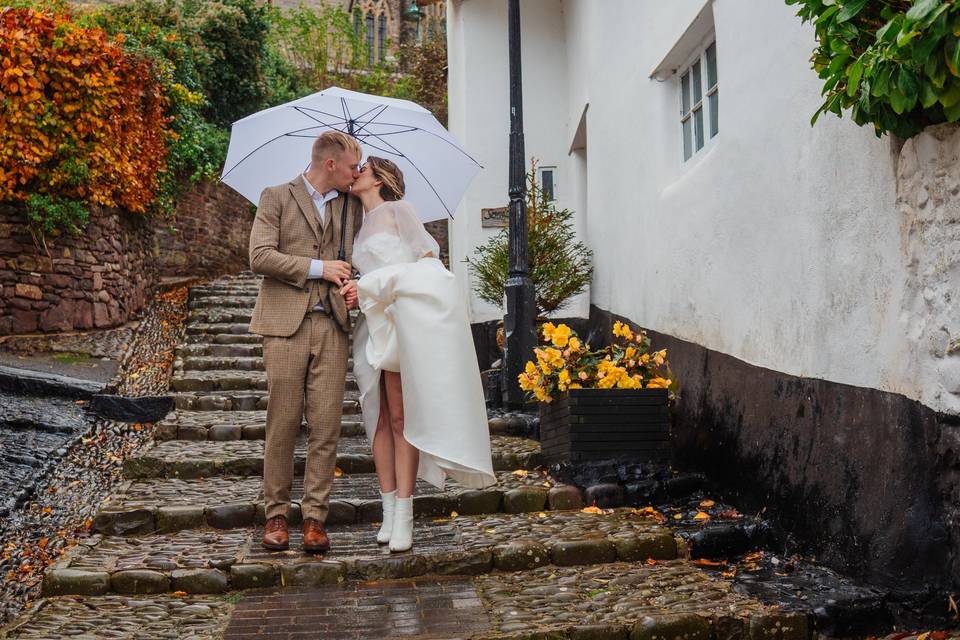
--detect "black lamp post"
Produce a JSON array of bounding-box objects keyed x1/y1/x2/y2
[{"x1": 502, "y1": 0, "x2": 537, "y2": 409}]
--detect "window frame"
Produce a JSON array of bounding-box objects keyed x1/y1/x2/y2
[
  {"x1": 537, "y1": 165, "x2": 558, "y2": 202},
  {"x1": 678, "y1": 38, "x2": 718, "y2": 163}
]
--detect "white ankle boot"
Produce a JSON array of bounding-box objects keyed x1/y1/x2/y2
[
  {"x1": 389, "y1": 497, "x2": 413, "y2": 552},
  {"x1": 377, "y1": 490, "x2": 396, "y2": 544}
]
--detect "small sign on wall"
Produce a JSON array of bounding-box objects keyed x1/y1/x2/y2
[{"x1": 481, "y1": 206, "x2": 508, "y2": 228}]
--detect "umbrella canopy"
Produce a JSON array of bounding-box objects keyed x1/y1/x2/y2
[{"x1": 220, "y1": 87, "x2": 481, "y2": 222}]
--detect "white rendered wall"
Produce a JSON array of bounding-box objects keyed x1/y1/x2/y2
[{"x1": 447, "y1": 0, "x2": 958, "y2": 414}]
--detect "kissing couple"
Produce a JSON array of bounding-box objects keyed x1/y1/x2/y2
[{"x1": 248, "y1": 130, "x2": 495, "y2": 554}]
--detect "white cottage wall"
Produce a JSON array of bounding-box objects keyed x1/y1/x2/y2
[{"x1": 448, "y1": 0, "x2": 957, "y2": 413}]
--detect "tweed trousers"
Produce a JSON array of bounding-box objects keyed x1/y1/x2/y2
[{"x1": 262, "y1": 311, "x2": 349, "y2": 523}]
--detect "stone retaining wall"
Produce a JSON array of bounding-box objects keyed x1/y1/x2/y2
[{"x1": 0, "y1": 182, "x2": 253, "y2": 335}]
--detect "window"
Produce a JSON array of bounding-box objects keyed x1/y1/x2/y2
[
  {"x1": 366, "y1": 14, "x2": 375, "y2": 66},
  {"x1": 680, "y1": 41, "x2": 718, "y2": 161},
  {"x1": 353, "y1": 8, "x2": 362, "y2": 37},
  {"x1": 378, "y1": 14, "x2": 387, "y2": 63},
  {"x1": 538, "y1": 166, "x2": 557, "y2": 202}
]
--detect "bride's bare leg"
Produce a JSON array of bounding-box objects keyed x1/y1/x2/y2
[
  {"x1": 372, "y1": 374, "x2": 396, "y2": 493},
  {"x1": 383, "y1": 371, "x2": 418, "y2": 498}
]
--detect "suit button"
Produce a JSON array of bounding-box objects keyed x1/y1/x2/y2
[{"x1": 313, "y1": 244, "x2": 319, "y2": 249}]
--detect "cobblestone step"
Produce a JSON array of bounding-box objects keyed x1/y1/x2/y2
[
  {"x1": 188, "y1": 310, "x2": 254, "y2": 324},
  {"x1": 188, "y1": 296, "x2": 257, "y2": 310},
  {"x1": 170, "y1": 369, "x2": 357, "y2": 393},
  {"x1": 186, "y1": 322, "x2": 253, "y2": 336},
  {"x1": 124, "y1": 435, "x2": 543, "y2": 480},
  {"x1": 50, "y1": 509, "x2": 685, "y2": 596},
  {"x1": 171, "y1": 390, "x2": 361, "y2": 413},
  {"x1": 176, "y1": 344, "x2": 263, "y2": 358},
  {"x1": 91, "y1": 470, "x2": 564, "y2": 536},
  {"x1": 153, "y1": 410, "x2": 365, "y2": 441},
  {"x1": 185, "y1": 331, "x2": 262, "y2": 345},
  {"x1": 175, "y1": 355, "x2": 265, "y2": 370}
]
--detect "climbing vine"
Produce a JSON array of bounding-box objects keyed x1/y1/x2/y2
[{"x1": 787, "y1": 0, "x2": 960, "y2": 138}]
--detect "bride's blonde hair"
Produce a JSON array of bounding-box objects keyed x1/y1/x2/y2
[{"x1": 367, "y1": 156, "x2": 405, "y2": 201}]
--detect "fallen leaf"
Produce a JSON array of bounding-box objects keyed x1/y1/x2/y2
[
  {"x1": 743, "y1": 551, "x2": 764, "y2": 563},
  {"x1": 693, "y1": 511, "x2": 710, "y2": 522},
  {"x1": 172, "y1": 591, "x2": 188, "y2": 597},
  {"x1": 581, "y1": 506, "x2": 604, "y2": 514},
  {"x1": 334, "y1": 467, "x2": 343, "y2": 477},
  {"x1": 699, "y1": 500, "x2": 716, "y2": 508},
  {"x1": 37, "y1": 538, "x2": 48, "y2": 550},
  {"x1": 537, "y1": 512, "x2": 547, "y2": 518},
  {"x1": 450, "y1": 511, "x2": 459, "y2": 518},
  {"x1": 673, "y1": 513, "x2": 683, "y2": 520},
  {"x1": 717, "y1": 509, "x2": 742, "y2": 519},
  {"x1": 645, "y1": 558, "x2": 658, "y2": 566},
  {"x1": 511, "y1": 469, "x2": 529, "y2": 478},
  {"x1": 692, "y1": 559, "x2": 726, "y2": 567}
]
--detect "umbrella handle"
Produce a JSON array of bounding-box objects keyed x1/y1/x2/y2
[{"x1": 337, "y1": 196, "x2": 348, "y2": 261}]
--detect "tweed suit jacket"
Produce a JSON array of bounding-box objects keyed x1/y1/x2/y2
[{"x1": 248, "y1": 177, "x2": 363, "y2": 337}]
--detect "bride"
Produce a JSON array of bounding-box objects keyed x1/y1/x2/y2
[{"x1": 340, "y1": 156, "x2": 496, "y2": 553}]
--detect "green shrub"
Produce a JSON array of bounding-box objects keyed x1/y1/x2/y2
[{"x1": 466, "y1": 166, "x2": 594, "y2": 317}]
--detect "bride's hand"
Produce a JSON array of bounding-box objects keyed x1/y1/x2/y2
[{"x1": 340, "y1": 279, "x2": 359, "y2": 309}]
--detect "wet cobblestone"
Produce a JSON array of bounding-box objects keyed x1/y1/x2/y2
[
  {"x1": 473, "y1": 561, "x2": 782, "y2": 637},
  {"x1": 3, "y1": 593, "x2": 234, "y2": 639}
]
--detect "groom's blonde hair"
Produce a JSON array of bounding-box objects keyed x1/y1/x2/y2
[{"x1": 312, "y1": 131, "x2": 361, "y2": 164}]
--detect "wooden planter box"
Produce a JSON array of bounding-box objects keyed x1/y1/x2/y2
[{"x1": 539, "y1": 388, "x2": 672, "y2": 464}]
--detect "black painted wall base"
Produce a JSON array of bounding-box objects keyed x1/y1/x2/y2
[{"x1": 470, "y1": 308, "x2": 959, "y2": 593}]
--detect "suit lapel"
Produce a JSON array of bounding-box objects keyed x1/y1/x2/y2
[{"x1": 289, "y1": 178, "x2": 321, "y2": 241}]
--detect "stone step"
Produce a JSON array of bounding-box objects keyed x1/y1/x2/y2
[
  {"x1": 124, "y1": 435, "x2": 543, "y2": 480},
  {"x1": 154, "y1": 410, "x2": 366, "y2": 441},
  {"x1": 91, "y1": 470, "x2": 567, "y2": 536},
  {"x1": 50, "y1": 508, "x2": 684, "y2": 596},
  {"x1": 175, "y1": 356, "x2": 266, "y2": 371},
  {"x1": 188, "y1": 296, "x2": 257, "y2": 310},
  {"x1": 186, "y1": 322, "x2": 253, "y2": 336},
  {"x1": 185, "y1": 332, "x2": 262, "y2": 345},
  {"x1": 171, "y1": 368, "x2": 359, "y2": 394},
  {"x1": 188, "y1": 309, "x2": 253, "y2": 324},
  {"x1": 191, "y1": 286, "x2": 259, "y2": 296},
  {"x1": 176, "y1": 343, "x2": 263, "y2": 358},
  {"x1": 171, "y1": 390, "x2": 361, "y2": 413}
]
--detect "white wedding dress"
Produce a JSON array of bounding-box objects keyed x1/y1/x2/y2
[{"x1": 352, "y1": 200, "x2": 496, "y2": 489}]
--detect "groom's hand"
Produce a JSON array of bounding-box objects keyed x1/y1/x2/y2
[
  {"x1": 340, "y1": 280, "x2": 359, "y2": 309},
  {"x1": 322, "y1": 260, "x2": 352, "y2": 287}
]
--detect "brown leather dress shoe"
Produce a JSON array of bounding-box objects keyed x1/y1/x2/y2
[
  {"x1": 262, "y1": 515, "x2": 289, "y2": 551},
  {"x1": 302, "y1": 518, "x2": 330, "y2": 554}
]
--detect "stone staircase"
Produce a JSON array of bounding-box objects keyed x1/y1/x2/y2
[{"x1": 15, "y1": 274, "x2": 850, "y2": 639}]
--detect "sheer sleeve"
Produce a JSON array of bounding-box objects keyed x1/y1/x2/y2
[{"x1": 393, "y1": 200, "x2": 440, "y2": 259}]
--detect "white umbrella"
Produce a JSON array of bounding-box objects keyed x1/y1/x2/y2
[{"x1": 220, "y1": 86, "x2": 481, "y2": 223}]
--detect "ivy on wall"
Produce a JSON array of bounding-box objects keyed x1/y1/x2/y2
[{"x1": 787, "y1": 0, "x2": 960, "y2": 138}]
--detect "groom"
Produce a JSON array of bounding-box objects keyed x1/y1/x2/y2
[{"x1": 249, "y1": 131, "x2": 363, "y2": 553}]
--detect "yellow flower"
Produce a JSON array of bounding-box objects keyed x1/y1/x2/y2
[
  {"x1": 558, "y1": 369, "x2": 571, "y2": 385},
  {"x1": 545, "y1": 347, "x2": 565, "y2": 368},
  {"x1": 568, "y1": 336, "x2": 581, "y2": 351},
  {"x1": 551, "y1": 324, "x2": 572, "y2": 348},
  {"x1": 568, "y1": 383, "x2": 582, "y2": 389},
  {"x1": 597, "y1": 375, "x2": 616, "y2": 389},
  {"x1": 640, "y1": 353, "x2": 650, "y2": 364},
  {"x1": 646, "y1": 377, "x2": 672, "y2": 389},
  {"x1": 518, "y1": 373, "x2": 535, "y2": 391},
  {"x1": 534, "y1": 386, "x2": 551, "y2": 402},
  {"x1": 578, "y1": 371, "x2": 589, "y2": 381},
  {"x1": 625, "y1": 346, "x2": 638, "y2": 360},
  {"x1": 653, "y1": 350, "x2": 667, "y2": 366},
  {"x1": 541, "y1": 322, "x2": 556, "y2": 340},
  {"x1": 613, "y1": 321, "x2": 634, "y2": 340}
]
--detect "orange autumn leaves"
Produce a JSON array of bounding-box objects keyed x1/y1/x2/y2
[{"x1": 0, "y1": 7, "x2": 171, "y2": 213}]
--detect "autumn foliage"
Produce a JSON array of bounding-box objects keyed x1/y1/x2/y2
[{"x1": 0, "y1": 6, "x2": 171, "y2": 213}]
